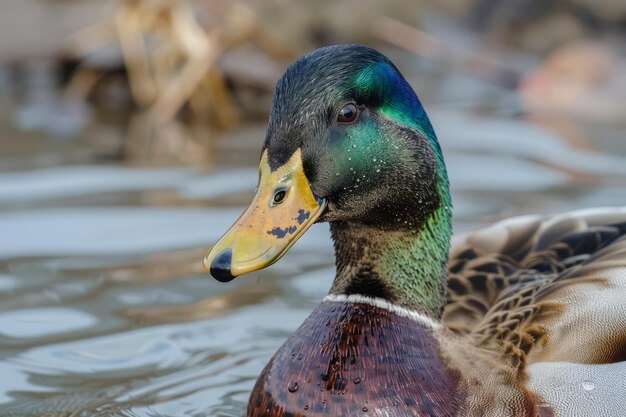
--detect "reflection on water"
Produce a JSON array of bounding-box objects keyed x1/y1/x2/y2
[{"x1": 0, "y1": 83, "x2": 625, "y2": 416}]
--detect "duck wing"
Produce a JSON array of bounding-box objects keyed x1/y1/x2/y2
[{"x1": 444, "y1": 208, "x2": 626, "y2": 364}]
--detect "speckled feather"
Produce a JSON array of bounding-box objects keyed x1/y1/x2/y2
[
  {"x1": 444, "y1": 208, "x2": 626, "y2": 415},
  {"x1": 445, "y1": 208, "x2": 626, "y2": 364}
]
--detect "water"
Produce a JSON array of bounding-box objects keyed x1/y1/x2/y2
[{"x1": 0, "y1": 84, "x2": 625, "y2": 416}]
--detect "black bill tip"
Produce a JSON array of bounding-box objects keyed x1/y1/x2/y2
[{"x1": 209, "y1": 248, "x2": 235, "y2": 282}]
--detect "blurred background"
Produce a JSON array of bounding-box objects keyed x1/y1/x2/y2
[{"x1": 0, "y1": 0, "x2": 625, "y2": 415}]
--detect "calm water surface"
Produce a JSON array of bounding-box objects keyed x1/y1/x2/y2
[{"x1": 0, "y1": 78, "x2": 625, "y2": 416}]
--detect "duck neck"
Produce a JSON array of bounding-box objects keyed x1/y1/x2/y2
[{"x1": 328, "y1": 203, "x2": 452, "y2": 318}]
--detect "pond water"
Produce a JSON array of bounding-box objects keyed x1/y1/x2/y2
[{"x1": 0, "y1": 68, "x2": 625, "y2": 416}]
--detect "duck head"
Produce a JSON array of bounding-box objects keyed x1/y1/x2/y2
[{"x1": 204, "y1": 44, "x2": 450, "y2": 284}]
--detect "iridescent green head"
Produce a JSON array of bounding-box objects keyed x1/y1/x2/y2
[
  {"x1": 205, "y1": 44, "x2": 451, "y2": 299},
  {"x1": 265, "y1": 44, "x2": 449, "y2": 228}
]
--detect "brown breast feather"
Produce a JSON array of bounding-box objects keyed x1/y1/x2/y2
[{"x1": 247, "y1": 301, "x2": 464, "y2": 417}]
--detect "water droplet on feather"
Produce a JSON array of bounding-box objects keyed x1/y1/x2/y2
[{"x1": 582, "y1": 381, "x2": 595, "y2": 391}]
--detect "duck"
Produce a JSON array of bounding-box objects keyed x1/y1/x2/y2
[{"x1": 203, "y1": 44, "x2": 626, "y2": 417}]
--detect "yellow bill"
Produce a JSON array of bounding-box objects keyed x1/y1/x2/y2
[{"x1": 203, "y1": 148, "x2": 326, "y2": 281}]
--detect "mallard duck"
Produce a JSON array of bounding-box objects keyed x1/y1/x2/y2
[{"x1": 203, "y1": 44, "x2": 626, "y2": 416}]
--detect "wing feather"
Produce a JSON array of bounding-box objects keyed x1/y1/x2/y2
[{"x1": 444, "y1": 207, "x2": 626, "y2": 366}]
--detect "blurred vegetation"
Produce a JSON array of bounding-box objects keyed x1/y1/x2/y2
[{"x1": 0, "y1": 0, "x2": 624, "y2": 164}]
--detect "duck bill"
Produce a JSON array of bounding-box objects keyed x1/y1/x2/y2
[{"x1": 203, "y1": 149, "x2": 326, "y2": 282}]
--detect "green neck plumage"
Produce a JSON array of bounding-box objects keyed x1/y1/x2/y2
[
  {"x1": 329, "y1": 205, "x2": 451, "y2": 317},
  {"x1": 328, "y1": 123, "x2": 452, "y2": 317},
  {"x1": 376, "y1": 105, "x2": 453, "y2": 316},
  {"x1": 327, "y1": 62, "x2": 452, "y2": 317}
]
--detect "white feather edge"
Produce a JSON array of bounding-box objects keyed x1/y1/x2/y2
[{"x1": 323, "y1": 294, "x2": 442, "y2": 330}]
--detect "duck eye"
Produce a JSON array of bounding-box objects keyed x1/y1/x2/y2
[
  {"x1": 272, "y1": 189, "x2": 286, "y2": 205},
  {"x1": 337, "y1": 103, "x2": 358, "y2": 124}
]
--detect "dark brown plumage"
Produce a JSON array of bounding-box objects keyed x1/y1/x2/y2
[{"x1": 248, "y1": 301, "x2": 463, "y2": 417}]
